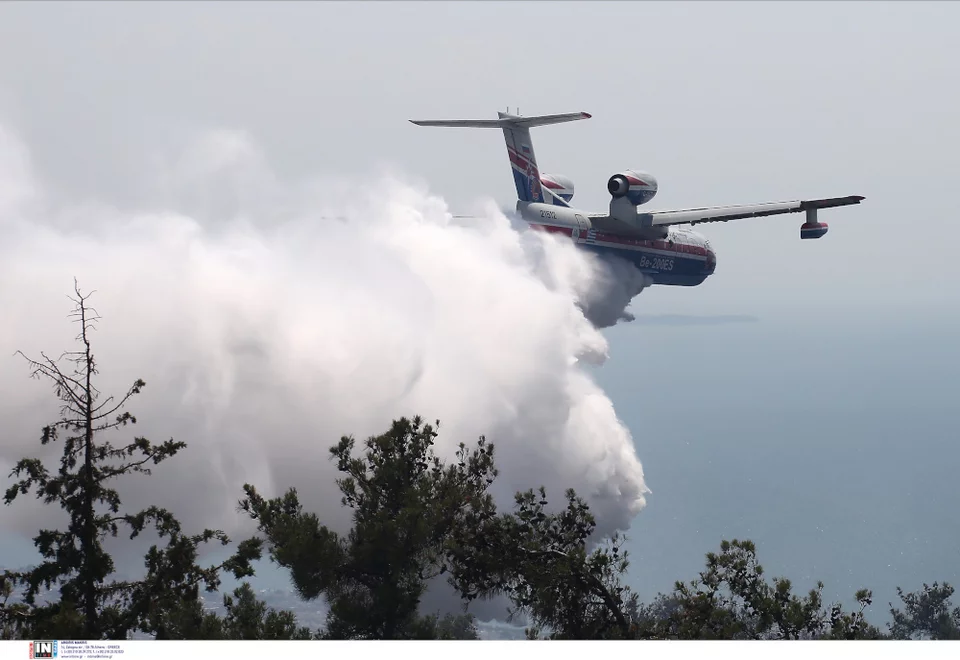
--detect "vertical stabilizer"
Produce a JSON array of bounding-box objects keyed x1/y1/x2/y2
[
  {"x1": 410, "y1": 111, "x2": 591, "y2": 205},
  {"x1": 497, "y1": 112, "x2": 543, "y2": 203}
]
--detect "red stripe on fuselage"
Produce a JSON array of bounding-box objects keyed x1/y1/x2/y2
[
  {"x1": 528, "y1": 223, "x2": 707, "y2": 256},
  {"x1": 601, "y1": 233, "x2": 707, "y2": 256},
  {"x1": 531, "y1": 224, "x2": 574, "y2": 237}
]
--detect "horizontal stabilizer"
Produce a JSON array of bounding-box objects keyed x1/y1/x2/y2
[
  {"x1": 410, "y1": 110, "x2": 591, "y2": 205},
  {"x1": 410, "y1": 111, "x2": 591, "y2": 129}
]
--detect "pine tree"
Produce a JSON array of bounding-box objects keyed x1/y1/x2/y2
[
  {"x1": 2, "y1": 281, "x2": 261, "y2": 639},
  {"x1": 240, "y1": 416, "x2": 498, "y2": 639}
]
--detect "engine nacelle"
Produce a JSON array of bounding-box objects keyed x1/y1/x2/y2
[
  {"x1": 607, "y1": 169, "x2": 658, "y2": 206},
  {"x1": 540, "y1": 173, "x2": 574, "y2": 202}
]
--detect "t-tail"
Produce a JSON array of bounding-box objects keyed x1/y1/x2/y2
[{"x1": 409, "y1": 110, "x2": 591, "y2": 206}]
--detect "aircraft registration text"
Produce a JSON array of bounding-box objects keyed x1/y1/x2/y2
[{"x1": 638, "y1": 256, "x2": 674, "y2": 270}]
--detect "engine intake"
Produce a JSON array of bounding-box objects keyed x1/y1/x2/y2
[{"x1": 607, "y1": 169, "x2": 658, "y2": 206}]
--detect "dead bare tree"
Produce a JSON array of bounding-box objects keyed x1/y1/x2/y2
[{"x1": 3, "y1": 280, "x2": 261, "y2": 639}]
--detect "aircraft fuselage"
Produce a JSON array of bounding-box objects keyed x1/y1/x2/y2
[{"x1": 519, "y1": 202, "x2": 717, "y2": 286}]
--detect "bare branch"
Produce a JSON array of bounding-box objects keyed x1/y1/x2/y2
[
  {"x1": 15, "y1": 351, "x2": 89, "y2": 411},
  {"x1": 90, "y1": 395, "x2": 116, "y2": 416},
  {"x1": 92, "y1": 380, "x2": 145, "y2": 421},
  {"x1": 99, "y1": 451, "x2": 161, "y2": 480}
]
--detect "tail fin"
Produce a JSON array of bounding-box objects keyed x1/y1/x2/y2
[{"x1": 410, "y1": 110, "x2": 591, "y2": 205}]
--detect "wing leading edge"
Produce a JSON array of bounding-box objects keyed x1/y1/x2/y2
[{"x1": 642, "y1": 195, "x2": 865, "y2": 227}]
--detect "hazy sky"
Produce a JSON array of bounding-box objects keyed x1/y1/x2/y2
[{"x1": 1, "y1": 1, "x2": 958, "y2": 628}]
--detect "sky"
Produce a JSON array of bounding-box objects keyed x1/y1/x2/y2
[{"x1": 1, "y1": 0, "x2": 958, "y2": 630}]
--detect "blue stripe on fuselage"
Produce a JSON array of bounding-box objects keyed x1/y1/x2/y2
[{"x1": 581, "y1": 243, "x2": 715, "y2": 287}]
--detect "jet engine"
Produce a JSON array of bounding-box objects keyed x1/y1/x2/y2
[
  {"x1": 540, "y1": 173, "x2": 574, "y2": 202},
  {"x1": 607, "y1": 169, "x2": 658, "y2": 206}
]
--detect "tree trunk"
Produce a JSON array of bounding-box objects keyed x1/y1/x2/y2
[{"x1": 81, "y1": 314, "x2": 97, "y2": 638}]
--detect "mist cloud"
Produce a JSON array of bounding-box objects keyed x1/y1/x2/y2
[{"x1": 0, "y1": 124, "x2": 649, "y2": 581}]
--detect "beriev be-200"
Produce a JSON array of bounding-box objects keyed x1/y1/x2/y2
[{"x1": 411, "y1": 110, "x2": 864, "y2": 287}]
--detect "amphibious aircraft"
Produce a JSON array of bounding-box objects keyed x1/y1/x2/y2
[{"x1": 410, "y1": 110, "x2": 864, "y2": 287}]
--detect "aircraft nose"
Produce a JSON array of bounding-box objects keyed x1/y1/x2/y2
[{"x1": 705, "y1": 246, "x2": 717, "y2": 274}]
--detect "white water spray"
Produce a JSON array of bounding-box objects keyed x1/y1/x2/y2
[{"x1": 0, "y1": 125, "x2": 650, "y2": 561}]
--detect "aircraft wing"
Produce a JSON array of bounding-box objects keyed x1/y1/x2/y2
[{"x1": 641, "y1": 195, "x2": 865, "y2": 227}]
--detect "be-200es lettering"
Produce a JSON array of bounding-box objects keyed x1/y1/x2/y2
[{"x1": 638, "y1": 256, "x2": 674, "y2": 270}]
